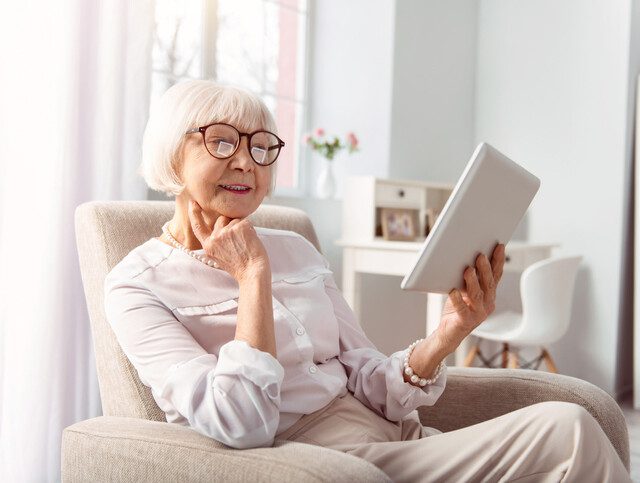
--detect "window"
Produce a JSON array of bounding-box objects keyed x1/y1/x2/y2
[{"x1": 151, "y1": 0, "x2": 310, "y2": 195}]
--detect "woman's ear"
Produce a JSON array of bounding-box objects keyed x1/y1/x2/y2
[{"x1": 174, "y1": 151, "x2": 186, "y2": 184}]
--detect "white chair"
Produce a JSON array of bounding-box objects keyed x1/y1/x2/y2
[{"x1": 463, "y1": 256, "x2": 583, "y2": 372}]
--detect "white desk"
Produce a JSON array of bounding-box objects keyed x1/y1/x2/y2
[{"x1": 335, "y1": 238, "x2": 558, "y2": 365}]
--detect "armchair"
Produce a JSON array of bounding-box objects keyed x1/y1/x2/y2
[{"x1": 62, "y1": 200, "x2": 629, "y2": 481}]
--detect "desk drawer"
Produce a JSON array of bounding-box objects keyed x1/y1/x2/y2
[{"x1": 376, "y1": 183, "x2": 423, "y2": 207}]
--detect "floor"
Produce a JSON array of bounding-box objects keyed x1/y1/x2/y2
[{"x1": 620, "y1": 395, "x2": 640, "y2": 482}]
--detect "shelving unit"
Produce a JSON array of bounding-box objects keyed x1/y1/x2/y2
[{"x1": 341, "y1": 176, "x2": 455, "y2": 242}]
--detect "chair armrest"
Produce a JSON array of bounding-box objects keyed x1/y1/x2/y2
[
  {"x1": 417, "y1": 367, "x2": 630, "y2": 472},
  {"x1": 61, "y1": 416, "x2": 391, "y2": 483}
]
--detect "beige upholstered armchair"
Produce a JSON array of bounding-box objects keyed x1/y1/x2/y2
[{"x1": 62, "y1": 200, "x2": 630, "y2": 481}]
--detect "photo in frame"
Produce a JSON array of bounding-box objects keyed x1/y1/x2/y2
[{"x1": 381, "y1": 208, "x2": 419, "y2": 241}]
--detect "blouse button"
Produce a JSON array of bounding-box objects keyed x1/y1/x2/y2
[
  {"x1": 309, "y1": 365, "x2": 317, "y2": 374},
  {"x1": 296, "y1": 327, "x2": 305, "y2": 336}
]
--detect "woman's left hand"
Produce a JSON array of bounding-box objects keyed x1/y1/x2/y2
[{"x1": 436, "y1": 243, "x2": 506, "y2": 352}]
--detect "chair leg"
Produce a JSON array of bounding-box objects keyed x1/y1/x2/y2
[
  {"x1": 501, "y1": 342, "x2": 509, "y2": 368},
  {"x1": 507, "y1": 350, "x2": 519, "y2": 369},
  {"x1": 541, "y1": 348, "x2": 558, "y2": 373},
  {"x1": 463, "y1": 344, "x2": 479, "y2": 367}
]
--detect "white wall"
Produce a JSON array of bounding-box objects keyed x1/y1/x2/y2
[
  {"x1": 305, "y1": 0, "x2": 396, "y2": 198},
  {"x1": 306, "y1": 0, "x2": 479, "y2": 191},
  {"x1": 474, "y1": 0, "x2": 636, "y2": 396},
  {"x1": 389, "y1": 0, "x2": 478, "y2": 183}
]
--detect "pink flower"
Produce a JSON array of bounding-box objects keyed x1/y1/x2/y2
[
  {"x1": 346, "y1": 132, "x2": 359, "y2": 148},
  {"x1": 302, "y1": 134, "x2": 312, "y2": 144},
  {"x1": 314, "y1": 127, "x2": 325, "y2": 137}
]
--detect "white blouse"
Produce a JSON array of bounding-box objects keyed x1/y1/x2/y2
[{"x1": 104, "y1": 226, "x2": 447, "y2": 449}]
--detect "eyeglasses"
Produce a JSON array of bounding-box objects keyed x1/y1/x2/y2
[{"x1": 184, "y1": 122, "x2": 285, "y2": 166}]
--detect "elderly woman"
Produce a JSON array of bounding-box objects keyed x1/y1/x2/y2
[{"x1": 105, "y1": 79, "x2": 630, "y2": 482}]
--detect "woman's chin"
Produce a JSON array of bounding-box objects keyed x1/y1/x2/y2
[{"x1": 215, "y1": 207, "x2": 252, "y2": 220}]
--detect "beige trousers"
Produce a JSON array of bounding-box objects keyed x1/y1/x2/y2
[{"x1": 276, "y1": 391, "x2": 630, "y2": 483}]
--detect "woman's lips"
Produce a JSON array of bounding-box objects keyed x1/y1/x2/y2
[{"x1": 220, "y1": 185, "x2": 252, "y2": 195}]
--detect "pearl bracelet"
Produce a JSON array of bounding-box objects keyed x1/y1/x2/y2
[{"x1": 403, "y1": 338, "x2": 445, "y2": 387}]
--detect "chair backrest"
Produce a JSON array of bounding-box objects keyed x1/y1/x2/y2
[
  {"x1": 517, "y1": 255, "x2": 582, "y2": 346},
  {"x1": 74, "y1": 200, "x2": 323, "y2": 421}
]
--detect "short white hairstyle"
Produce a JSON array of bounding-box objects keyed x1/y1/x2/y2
[{"x1": 139, "y1": 79, "x2": 278, "y2": 197}]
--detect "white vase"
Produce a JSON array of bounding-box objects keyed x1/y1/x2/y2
[{"x1": 316, "y1": 158, "x2": 336, "y2": 199}]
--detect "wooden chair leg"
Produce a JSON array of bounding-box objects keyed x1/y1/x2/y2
[
  {"x1": 463, "y1": 344, "x2": 479, "y2": 367},
  {"x1": 541, "y1": 348, "x2": 558, "y2": 373},
  {"x1": 507, "y1": 351, "x2": 519, "y2": 369},
  {"x1": 501, "y1": 342, "x2": 509, "y2": 368}
]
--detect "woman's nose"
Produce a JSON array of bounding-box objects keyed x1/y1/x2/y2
[{"x1": 229, "y1": 137, "x2": 254, "y2": 171}]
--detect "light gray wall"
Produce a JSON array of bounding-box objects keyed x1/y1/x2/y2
[
  {"x1": 474, "y1": 0, "x2": 637, "y2": 396},
  {"x1": 306, "y1": 0, "x2": 395, "y2": 198},
  {"x1": 389, "y1": 0, "x2": 478, "y2": 183}
]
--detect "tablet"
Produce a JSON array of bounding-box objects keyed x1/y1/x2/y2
[{"x1": 400, "y1": 142, "x2": 540, "y2": 294}]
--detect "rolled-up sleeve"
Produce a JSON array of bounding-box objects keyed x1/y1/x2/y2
[
  {"x1": 322, "y1": 270, "x2": 447, "y2": 422},
  {"x1": 104, "y1": 275, "x2": 284, "y2": 449}
]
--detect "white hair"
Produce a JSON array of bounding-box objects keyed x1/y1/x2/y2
[{"x1": 139, "y1": 79, "x2": 278, "y2": 197}]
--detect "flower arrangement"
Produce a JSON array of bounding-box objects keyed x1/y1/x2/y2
[{"x1": 303, "y1": 128, "x2": 359, "y2": 161}]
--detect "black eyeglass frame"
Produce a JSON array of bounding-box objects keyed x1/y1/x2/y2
[{"x1": 185, "y1": 122, "x2": 285, "y2": 166}]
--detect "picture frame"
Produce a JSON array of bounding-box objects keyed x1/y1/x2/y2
[{"x1": 381, "y1": 208, "x2": 419, "y2": 241}]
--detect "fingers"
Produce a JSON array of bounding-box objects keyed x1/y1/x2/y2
[
  {"x1": 187, "y1": 201, "x2": 253, "y2": 247},
  {"x1": 491, "y1": 243, "x2": 506, "y2": 285},
  {"x1": 188, "y1": 200, "x2": 211, "y2": 244},
  {"x1": 464, "y1": 265, "x2": 485, "y2": 313},
  {"x1": 213, "y1": 214, "x2": 231, "y2": 233},
  {"x1": 475, "y1": 253, "x2": 496, "y2": 309}
]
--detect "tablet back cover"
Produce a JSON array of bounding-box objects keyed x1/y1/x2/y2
[{"x1": 400, "y1": 143, "x2": 540, "y2": 294}]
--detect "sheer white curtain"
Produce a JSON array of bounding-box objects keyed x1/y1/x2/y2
[{"x1": 0, "y1": 0, "x2": 154, "y2": 479}]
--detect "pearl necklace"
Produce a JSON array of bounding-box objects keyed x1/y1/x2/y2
[{"x1": 161, "y1": 221, "x2": 219, "y2": 269}]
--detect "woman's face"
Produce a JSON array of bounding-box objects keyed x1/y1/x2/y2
[{"x1": 178, "y1": 124, "x2": 273, "y2": 220}]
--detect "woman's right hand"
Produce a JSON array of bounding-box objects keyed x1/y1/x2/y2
[
  {"x1": 188, "y1": 199, "x2": 270, "y2": 283},
  {"x1": 436, "y1": 243, "x2": 505, "y2": 352}
]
